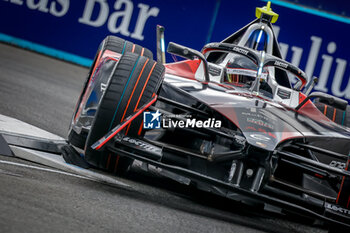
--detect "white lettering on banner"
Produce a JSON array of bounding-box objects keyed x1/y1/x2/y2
[
  {"x1": 279, "y1": 43, "x2": 288, "y2": 59},
  {"x1": 4, "y1": 0, "x2": 23, "y2": 5},
  {"x1": 290, "y1": 46, "x2": 303, "y2": 67},
  {"x1": 27, "y1": 0, "x2": 49, "y2": 12},
  {"x1": 131, "y1": 3, "x2": 159, "y2": 40},
  {"x1": 49, "y1": 0, "x2": 69, "y2": 17},
  {"x1": 5, "y1": 0, "x2": 70, "y2": 17},
  {"x1": 332, "y1": 58, "x2": 350, "y2": 98},
  {"x1": 315, "y1": 42, "x2": 336, "y2": 92},
  {"x1": 108, "y1": 0, "x2": 133, "y2": 36},
  {"x1": 305, "y1": 36, "x2": 322, "y2": 80},
  {"x1": 4, "y1": 0, "x2": 159, "y2": 41},
  {"x1": 287, "y1": 46, "x2": 303, "y2": 84},
  {"x1": 79, "y1": 0, "x2": 159, "y2": 41},
  {"x1": 78, "y1": 0, "x2": 109, "y2": 27},
  {"x1": 274, "y1": 25, "x2": 350, "y2": 102}
]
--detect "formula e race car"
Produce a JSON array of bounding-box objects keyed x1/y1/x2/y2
[{"x1": 66, "y1": 2, "x2": 350, "y2": 231}]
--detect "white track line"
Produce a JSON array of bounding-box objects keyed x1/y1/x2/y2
[
  {"x1": 9, "y1": 146, "x2": 131, "y2": 188},
  {"x1": 0, "y1": 159, "x2": 90, "y2": 180},
  {"x1": 0, "y1": 114, "x2": 64, "y2": 141}
]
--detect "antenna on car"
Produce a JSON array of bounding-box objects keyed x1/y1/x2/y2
[
  {"x1": 156, "y1": 25, "x2": 166, "y2": 64},
  {"x1": 222, "y1": 1, "x2": 282, "y2": 57},
  {"x1": 255, "y1": 1, "x2": 279, "y2": 24}
]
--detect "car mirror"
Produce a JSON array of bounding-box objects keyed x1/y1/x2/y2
[
  {"x1": 167, "y1": 42, "x2": 209, "y2": 81},
  {"x1": 293, "y1": 80, "x2": 302, "y2": 91}
]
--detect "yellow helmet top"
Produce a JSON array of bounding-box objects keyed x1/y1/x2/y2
[{"x1": 256, "y1": 1, "x2": 279, "y2": 23}]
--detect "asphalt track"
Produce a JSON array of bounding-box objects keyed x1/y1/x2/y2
[{"x1": 0, "y1": 43, "x2": 327, "y2": 233}]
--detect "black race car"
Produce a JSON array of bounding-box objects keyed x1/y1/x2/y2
[{"x1": 67, "y1": 2, "x2": 350, "y2": 231}]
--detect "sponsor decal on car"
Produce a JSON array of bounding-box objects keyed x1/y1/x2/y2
[
  {"x1": 247, "y1": 117, "x2": 274, "y2": 130},
  {"x1": 274, "y1": 60, "x2": 289, "y2": 69},
  {"x1": 325, "y1": 203, "x2": 350, "y2": 216},
  {"x1": 329, "y1": 160, "x2": 346, "y2": 169},
  {"x1": 232, "y1": 46, "x2": 249, "y2": 55},
  {"x1": 226, "y1": 68, "x2": 268, "y2": 79},
  {"x1": 143, "y1": 111, "x2": 222, "y2": 129},
  {"x1": 100, "y1": 83, "x2": 107, "y2": 92},
  {"x1": 255, "y1": 141, "x2": 267, "y2": 148},
  {"x1": 163, "y1": 117, "x2": 221, "y2": 128},
  {"x1": 143, "y1": 110, "x2": 161, "y2": 129},
  {"x1": 249, "y1": 133, "x2": 271, "y2": 141},
  {"x1": 122, "y1": 136, "x2": 162, "y2": 154}
]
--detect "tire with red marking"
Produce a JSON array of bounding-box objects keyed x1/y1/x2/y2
[
  {"x1": 68, "y1": 36, "x2": 153, "y2": 149},
  {"x1": 314, "y1": 98, "x2": 350, "y2": 127},
  {"x1": 346, "y1": 105, "x2": 350, "y2": 127},
  {"x1": 84, "y1": 52, "x2": 164, "y2": 173}
]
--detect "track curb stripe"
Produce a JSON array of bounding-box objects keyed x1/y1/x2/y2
[{"x1": 0, "y1": 159, "x2": 88, "y2": 180}]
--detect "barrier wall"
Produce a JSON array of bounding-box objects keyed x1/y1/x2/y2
[{"x1": 1, "y1": 0, "x2": 350, "y2": 103}]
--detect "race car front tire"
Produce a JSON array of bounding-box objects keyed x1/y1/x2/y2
[
  {"x1": 68, "y1": 36, "x2": 153, "y2": 149},
  {"x1": 84, "y1": 52, "x2": 165, "y2": 173}
]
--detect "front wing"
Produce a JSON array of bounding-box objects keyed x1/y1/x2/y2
[{"x1": 91, "y1": 95, "x2": 350, "y2": 229}]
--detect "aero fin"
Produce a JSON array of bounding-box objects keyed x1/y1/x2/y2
[
  {"x1": 0, "y1": 134, "x2": 12, "y2": 157},
  {"x1": 256, "y1": 1, "x2": 279, "y2": 23}
]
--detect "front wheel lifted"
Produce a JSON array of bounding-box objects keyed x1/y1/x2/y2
[
  {"x1": 84, "y1": 52, "x2": 165, "y2": 174},
  {"x1": 68, "y1": 36, "x2": 153, "y2": 150}
]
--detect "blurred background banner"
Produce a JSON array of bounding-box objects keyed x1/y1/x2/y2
[{"x1": 1, "y1": 0, "x2": 350, "y2": 103}]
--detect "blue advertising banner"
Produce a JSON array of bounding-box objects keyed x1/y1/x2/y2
[
  {"x1": 1, "y1": 0, "x2": 350, "y2": 103},
  {"x1": 0, "y1": 0, "x2": 217, "y2": 64},
  {"x1": 211, "y1": 0, "x2": 350, "y2": 103}
]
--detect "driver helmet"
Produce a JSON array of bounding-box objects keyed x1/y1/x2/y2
[{"x1": 224, "y1": 54, "x2": 258, "y2": 87}]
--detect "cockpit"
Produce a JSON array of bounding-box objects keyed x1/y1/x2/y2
[
  {"x1": 165, "y1": 2, "x2": 309, "y2": 107},
  {"x1": 197, "y1": 5, "x2": 309, "y2": 104},
  {"x1": 223, "y1": 55, "x2": 273, "y2": 98}
]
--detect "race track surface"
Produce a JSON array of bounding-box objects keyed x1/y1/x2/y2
[{"x1": 0, "y1": 43, "x2": 327, "y2": 233}]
